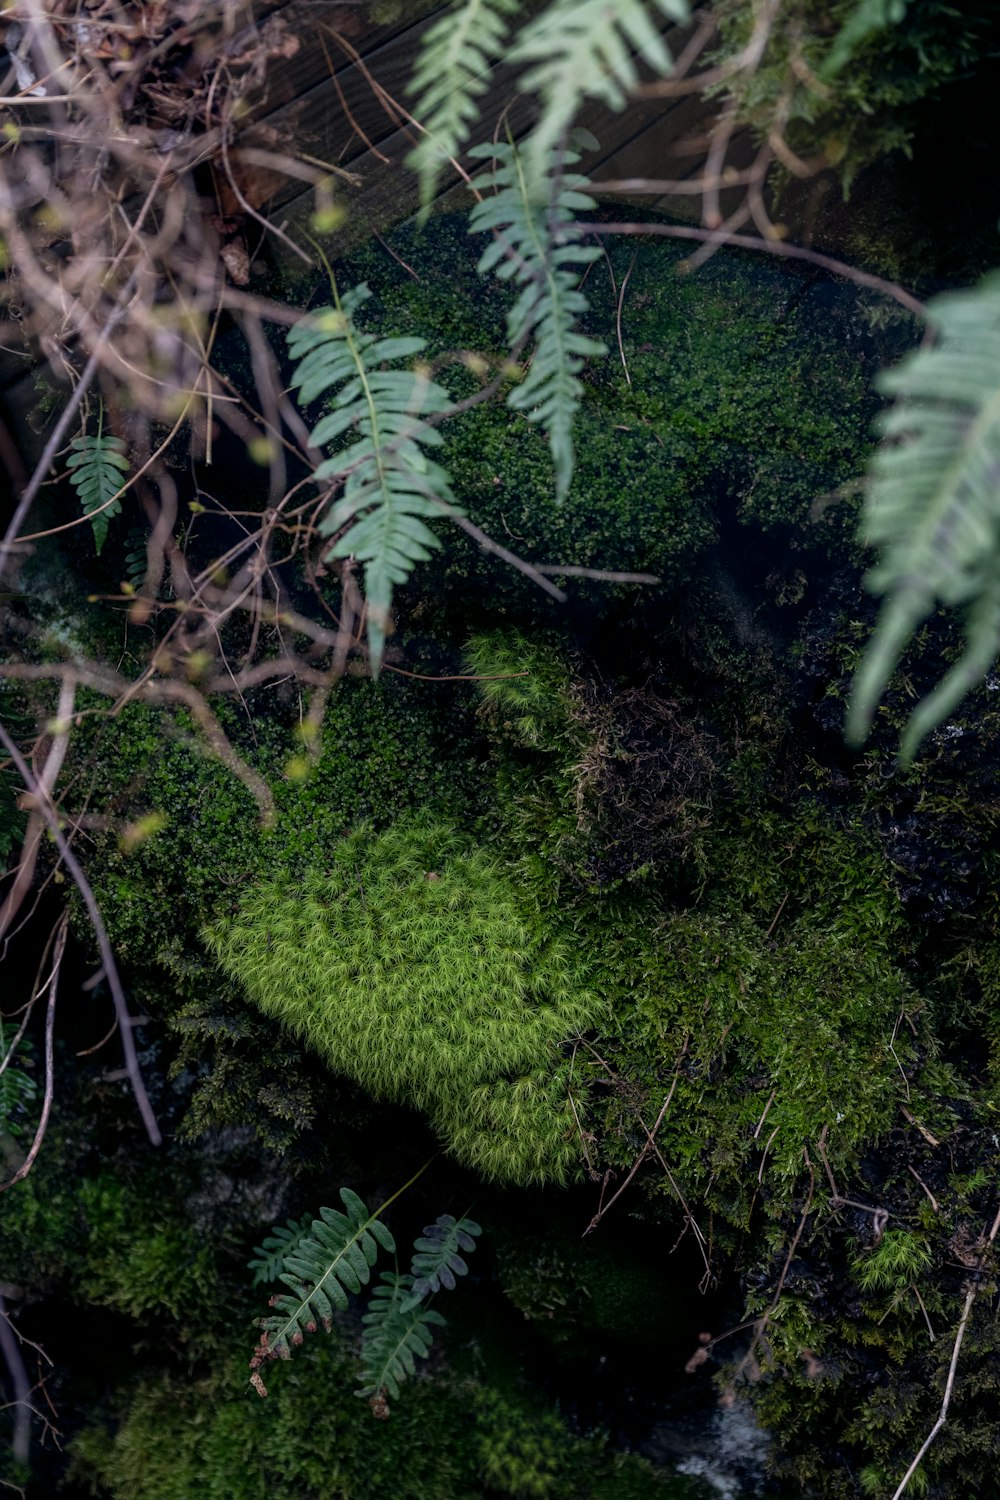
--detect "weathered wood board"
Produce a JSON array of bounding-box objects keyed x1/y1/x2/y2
[{"x1": 261, "y1": 8, "x2": 718, "y2": 254}]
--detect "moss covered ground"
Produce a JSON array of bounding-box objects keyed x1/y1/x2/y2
[{"x1": 6, "y1": 213, "x2": 1000, "y2": 1499}]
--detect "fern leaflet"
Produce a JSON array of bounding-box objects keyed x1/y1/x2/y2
[
  {"x1": 288, "y1": 281, "x2": 460, "y2": 669},
  {"x1": 248, "y1": 1215, "x2": 311, "y2": 1287},
  {"x1": 66, "y1": 408, "x2": 129, "y2": 554},
  {"x1": 123, "y1": 525, "x2": 149, "y2": 593},
  {"x1": 468, "y1": 141, "x2": 606, "y2": 501},
  {"x1": 356, "y1": 1272, "x2": 446, "y2": 1404},
  {"x1": 847, "y1": 272, "x2": 1000, "y2": 758},
  {"x1": 821, "y1": 0, "x2": 910, "y2": 78},
  {"x1": 510, "y1": 0, "x2": 689, "y2": 173},
  {"x1": 407, "y1": 0, "x2": 521, "y2": 215},
  {"x1": 249, "y1": 1187, "x2": 394, "y2": 1369},
  {"x1": 0, "y1": 1019, "x2": 36, "y2": 1141},
  {"x1": 410, "y1": 1213, "x2": 482, "y2": 1297}
]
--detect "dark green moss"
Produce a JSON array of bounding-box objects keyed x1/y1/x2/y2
[
  {"x1": 68, "y1": 1345, "x2": 708, "y2": 1500},
  {"x1": 71, "y1": 671, "x2": 487, "y2": 966},
  {"x1": 334, "y1": 214, "x2": 877, "y2": 630}
]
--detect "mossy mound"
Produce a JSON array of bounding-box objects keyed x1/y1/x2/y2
[
  {"x1": 68, "y1": 1348, "x2": 708, "y2": 1500},
  {"x1": 207, "y1": 820, "x2": 602, "y2": 1184}
]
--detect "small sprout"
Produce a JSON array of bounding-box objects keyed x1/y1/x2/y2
[
  {"x1": 119, "y1": 811, "x2": 168, "y2": 853},
  {"x1": 311, "y1": 202, "x2": 346, "y2": 235},
  {"x1": 317, "y1": 309, "x2": 347, "y2": 335},
  {"x1": 461, "y1": 352, "x2": 490, "y2": 379},
  {"x1": 284, "y1": 755, "x2": 311, "y2": 783},
  {"x1": 184, "y1": 649, "x2": 213, "y2": 682}
]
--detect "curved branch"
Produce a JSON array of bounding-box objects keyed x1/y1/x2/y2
[
  {"x1": 0, "y1": 1296, "x2": 30, "y2": 1464},
  {"x1": 579, "y1": 222, "x2": 926, "y2": 320}
]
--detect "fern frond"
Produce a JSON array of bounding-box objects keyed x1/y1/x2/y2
[
  {"x1": 468, "y1": 142, "x2": 606, "y2": 501},
  {"x1": 0, "y1": 1019, "x2": 36, "y2": 1141},
  {"x1": 288, "y1": 281, "x2": 460, "y2": 669},
  {"x1": 847, "y1": 273, "x2": 1000, "y2": 758},
  {"x1": 248, "y1": 1215, "x2": 311, "y2": 1287},
  {"x1": 250, "y1": 1188, "x2": 394, "y2": 1369},
  {"x1": 510, "y1": 0, "x2": 688, "y2": 172},
  {"x1": 821, "y1": 0, "x2": 910, "y2": 79},
  {"x1": 356, "y1": 1271, "x2": 446, "y2": 1404},
  {"x1": 407, "y1": 0, "x2": 521, "y2": 215},
  {"x1": 66, "y1": 409, "x2": 129, "y2": 554},
  {"x1": 409, "y1": 1213, "x2": 482, "y2": 1296},
  {"x1": 123, "y1": 525, "x2": 149, "y2": 593}
]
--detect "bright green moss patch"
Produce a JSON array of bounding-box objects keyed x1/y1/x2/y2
[{"x1": 207, "y1": 820, "x2": 603, "y2": 1183}]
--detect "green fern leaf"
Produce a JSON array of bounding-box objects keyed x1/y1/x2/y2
[
  {"x1": 410, "y1": 1213, "x2": 482, "y2": 1296},
  {"x1": 356, "y1": 1271, "x2": 446, "y2": 1404},
  {"x1": 248, "y1": 1215, "x2": 311, "y2": 1287},
  {"x1": 288, "y1": 282, "x2": 460, "y2": 669},
  {"x1": 468, "y1": 142, "x2": 606, "y2": 501},
  {"x1": 123, "y1": 525, "x2": 149, "y2": 592},
  {"x1": 407, "y1": 0, "x2": 521, "y2": 215},
  {"x1": 0, "y1": 1019, "x2": 36, "y2": 1141},
  {"x1": 847, "y1": 273, "x2": 1000, "y2": 758},
  {"x1": 511, "y1": 0, "x2": 688, "y2": 172},
  {"x1": 821, "y1": 0, "x2": 910, "y2": 79},
  {"x1": 65, "y1": 411, "x2": 129, "y2": 554},
  {"x1": 250, "y1": 1187, "x2": 394, "y2": 1367}
]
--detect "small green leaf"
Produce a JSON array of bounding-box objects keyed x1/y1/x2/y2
[{"x1": 66, "y1": 426, "x2": 130, "y2": 554}]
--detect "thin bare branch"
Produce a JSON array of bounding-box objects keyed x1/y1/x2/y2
[
  {"x1": 0, "y1": 911, "x2": 65, "y2": 1195},
  {"x1": 0, "y1": 727, "x2": 161, "y2": 1146},
  {"x1": 581, "y1": 222, "x2": 926, "y2": 319},
  {"x1": 0, "y1": 1297, "x2": 30, "y2": 1464}
]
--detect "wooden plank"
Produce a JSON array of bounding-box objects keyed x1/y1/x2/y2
[
  {"x1": 268, "y1": 0, "x2": 538, "y2": 242},
  {"x1": 587, "y1": 91, "x2": 715, "y2": 186},
  {"x1": 266, "y1": 18, "x2": 443, "y2": 186},
  {"x1": 233, "y1": 4, "x2": 456, "y2": 228},
  {"x1": 241, "y1": 0, "x2": 444, "y2": 123},
  {"x1": 273, "y1": 20, "x2": 710, "y2": 254},
  {"x1": 277, "y1": 75, "x2": 537, "y2": 254},
  {"x1": 650, "y1": 123, "x2": 758, "y2": 224}
]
